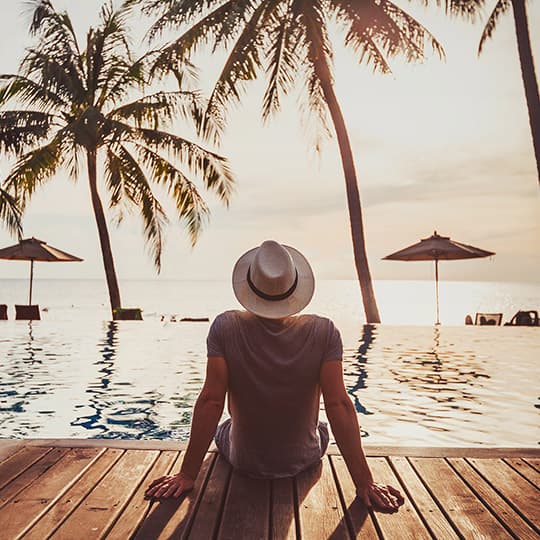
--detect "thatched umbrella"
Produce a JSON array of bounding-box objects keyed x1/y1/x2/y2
[{"x1": 383, "y1": 231, "x2": 495, "y2": 324}]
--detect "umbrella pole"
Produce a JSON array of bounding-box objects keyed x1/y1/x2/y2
[
  {"x1": 435, "y1": 258, "x2": 440, "y2": 325},
  {"x1": 29, "y1": 259, "x2": 34, "y2": 305}
]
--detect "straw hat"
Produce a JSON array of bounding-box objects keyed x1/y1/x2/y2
[{"x1": 232, "y1": 240, "x2": 315, "y2": 319}]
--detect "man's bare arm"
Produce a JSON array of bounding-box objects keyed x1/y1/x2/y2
[
  {"x1": 145, "y1": 356, "x2": 228, "y2": 499},
  {"x1": 320, "y1": 359, "x2": 404, "y2": 512}
]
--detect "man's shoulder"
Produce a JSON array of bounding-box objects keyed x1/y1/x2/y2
[
  {"x1": 298, "y1": 313, "x2": 337, "y2": 328},
  {"x1": 212, "y1": 310, "x2": 250, "y2": 326}
]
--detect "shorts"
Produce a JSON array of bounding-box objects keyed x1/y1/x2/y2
[{"x1": 214, "y1": 418, "x2": 330, "y2": 475}]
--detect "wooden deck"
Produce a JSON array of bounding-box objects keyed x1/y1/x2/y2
[{"x1": 0, "y1": 440, "x2": 538, "y2": 539}]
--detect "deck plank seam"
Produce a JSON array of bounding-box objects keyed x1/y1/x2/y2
[
  {"x1": 386, "y1": 456, "x2": 438, "y2": 540},
  {"x1": 292, "y1": 474, "x2": 302, "y2": 540},
  {"x1": 444, "y1": 457, "x2": 521, "y2": 540},
  {"x1": 406, "y1": 457, "x2": 465, "y2": 540},
  {"x1": 266, "y1": 477, "x2": 272, "y2": 540},
  {"x1": 0, "y1": 446, "x2": 54, "y2": 493},
  {"x1": 15, "y1": 447, "x2": 107, "y2": 539},
  {"x1": 523, "y1": 459, "x2": 540, "y2": 473},
  {"x1": 326, "y1": 456, "x2": 353, "y2": 540},
  {"x1": 464, "y1": 457, "x2": 540, "y2": 535},
  {"x1": 100, "y1": 449, "x2": 162, "y2": 540},
  {"x1": 0, "y1": 445, "x2": 25, "y2": 466},
  {"x1": 181, "y1": 452, "x2": 218, "y2": 540},
  {"x1": 327, "y1": 455, "x2": 360, "y2": 540},
  {"x1": 211, "y1": 459, "x2": 233, "y2": 540},
  {"x1": 38, "y1": 449, "x2": 127, "y2": 540},
  {"x1": 129, "y1": 450, "x2": 182, "y2": 540},
  {"x1": 502, "y1": 458, "x2": 540, "y2": 491}
]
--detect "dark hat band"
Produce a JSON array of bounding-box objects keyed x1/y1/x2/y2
[{"x1": 247, "y1": 267, "x2": 298, "y2": 302}]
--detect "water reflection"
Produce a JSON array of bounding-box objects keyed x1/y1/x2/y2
[
  {"x1": 1, "y1": 322, "x2": 46, "y2": 404},
  {"x1": 71, "y1": 321, "x2": 171, "y2": 439},
  {"x1": 345, "y1": 324, "x2": 375, "y2": 418}
]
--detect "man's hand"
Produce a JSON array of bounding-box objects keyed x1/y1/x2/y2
[
  {"x1": 144, "y1": 472, "x2": 195, "y2": 499},
  {"x1": 357, "y1": 482, "x2": 405, "y2": 513}
]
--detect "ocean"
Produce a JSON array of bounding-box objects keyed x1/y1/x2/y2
[{"x1": 0, "y1": 279, "x2": 538, "y2": 446}]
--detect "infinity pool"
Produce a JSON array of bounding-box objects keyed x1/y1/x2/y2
[{"x1": 1, "y1": 318, "x2": 538, "y2": 446}]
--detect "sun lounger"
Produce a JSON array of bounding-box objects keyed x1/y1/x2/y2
[
  {"x1": 505, "y1": 310, "x2": 539, "y2": 326},
  {"x1": 474, "y1": 313, "x2": 502, "y2": 326},
  {"x1": 15, "y1": 305, "x2": 40, "y2": 320}
]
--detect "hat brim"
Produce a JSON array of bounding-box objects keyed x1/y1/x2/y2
[{"x1": 232, "y1": 245, "x2": 315, "y2": 319}]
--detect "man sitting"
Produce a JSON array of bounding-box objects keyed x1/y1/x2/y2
[{"x1": 145, "y1": 240, "x2": 404, "y2": 512}]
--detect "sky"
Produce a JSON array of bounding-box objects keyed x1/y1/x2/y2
[{"x1": 0, "y1": 0, "x2": 538, "y2": 287}]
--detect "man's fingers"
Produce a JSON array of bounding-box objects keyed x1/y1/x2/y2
[
  {"x1": 146, "y1": 475, "x2": 168, "y2": 490},
  {"x1": 386, "y1": 485, "x2": 405, "y2": 505},
  {"x1": 163, "y1": 483, "x2": 178, "y2": 498}
]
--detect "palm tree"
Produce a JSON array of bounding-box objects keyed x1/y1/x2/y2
[
  {"x1": 133, "y1": 0, "x2": 444, "y2": 323},
  {"x1": 0, "y1": 0, "x2": 234, "y2": 319},
  {"x1": 442, "y1": 0, "x2": 539, "y2": 183}
]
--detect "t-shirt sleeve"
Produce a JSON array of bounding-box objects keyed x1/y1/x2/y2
[
  {"x1": 207, "y1": 314, "x2": 226, "y2": 357},
  {"x1": 322, "y1": 318, "x2": 343, "y2": 362}
]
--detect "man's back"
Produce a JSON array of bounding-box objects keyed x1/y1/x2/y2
[{"x1": 208, "y1": 310, "x2": 342, "y2": 478}]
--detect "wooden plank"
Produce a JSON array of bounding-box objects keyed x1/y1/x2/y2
[
  {"x1": 22, "y1": 449, "x2": 124, "y2": 540},
  {"x1": 52, "y1": 449, "x2": 159, "y2": 538},
  {"x1": 187, "y1": 455, "x2": 231, "y2": 539},
  {"x1": 133, "y1": 451, "x2": 215, "y2": 540},
  {"x1": 504, "y1": 458, "x2": 540, "y2": 487},
  {"x1": 0, "y1": 448, "x2": 66, "y2": 509},
  {"x1": 449, "y1": 458, "x2": 539, "y2": 540},
  {"x1": 0, "y1": 448, "x2": 101, "y2": 538},
  {"x1": 0, "y1": 446, "x2": 51, "y2": 491},
  {"x1": 271, "y1": 477, "x2": 297, "y2": 540},
  {"x1": 411, "y1": 457, "x2": 512, "y2": 539},
  {"x1": 467, "y1": 458, "x2": 540, "y2": 531},
  {"x1": 389, "y1": 456, "x2": 458, "y2": 539},
  {"x1": 330, "y1": 455, "x2": 379, "y2": 539},
  {"x1": 296, "y1": 458, "x2": 348, "y2": 539},
  {"x1": 217, "y1": 470, "x2": 270, "y2": 540},
  {"x1": 368, "y1": 457, "x2": 430, "y2": 540},
  {"x1": 106, "y1": 450, "x2": 179, "y2": 540}
]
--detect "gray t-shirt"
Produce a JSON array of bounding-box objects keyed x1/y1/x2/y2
[{"x1": 207, "y1": 310, "x2": 343, "y2": 478}]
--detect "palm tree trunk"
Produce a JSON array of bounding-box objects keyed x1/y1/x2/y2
[
  {"x1": 511, "y1": 0, "x2": 540, "y2": 183},
  {"x1": 87, "y1": 149, "x2": 122, "y2": 318},
  {"x1": 315, "y1": 64, "x2": 381, "y2": 323}
]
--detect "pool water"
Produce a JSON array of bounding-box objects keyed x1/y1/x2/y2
[{"x1": 1, "y1": 317, "x2": 538, "y2": 446}]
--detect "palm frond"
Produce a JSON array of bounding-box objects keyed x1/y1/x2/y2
[
  {"x1": 0, "y1": 110, "x2": 55, "y2": 155},
  {"x1": 27, "y1": 0, "x2": 84, "y2": 71},
  {"x1": 145, "y1": 0, "x2": 247, "y2": 42},
  {"x1": 3, "y1": 134, "x2": 64, "y2": 207},
  {"x1": 109, "y1": 90, "x2": 205, "y2": 129},
  {"x1": 85, "y1": 2, "x2": 133, "y2": 104},
  {"x1": 106, "y1": 144, "x2": 168, "y2": 269},
  {"x1": 148, "y1": 1, "x2": 253, "y2": 78},
  {"x1": 0, "y1": 188, "x2": 23, "y2": 237},
  {"x1": 333, "y1": 0, "x2": 444, "y2": 66},
  {"x1": 21, "y1": 48, "x2": 87, "y2": 105},
  {"x1": 293, "y1": 0, "x2": 333, "y2": 142},
  {"x1": 200, "y1": 1, "x2": 278, "y2": 142},
  {"x1": 479, "y1": 0, "x2": 511, "y2": 54},
  {"x1": 134, "y1": 143, "x2": 210, "y2": 245},
  {"x1": 0, "y1": 74, "x2": 69, "y2": 112},
  {"x1": 262, "y1": 4, "x2": 302, "y2": 120}
]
